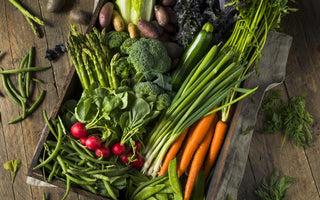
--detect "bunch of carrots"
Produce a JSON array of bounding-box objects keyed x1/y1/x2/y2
[{"x1": 158, "y1": 105, "x2": 230, "y2": 200}]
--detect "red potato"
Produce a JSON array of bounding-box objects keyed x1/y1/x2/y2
[
  {"x1": 165, "y1": 7, "x2": 177, "y2": 24},
  {"x1": 160, "y1": 0, "x2": 177, "y2": 6},
  {"x1": 163, "y1": 23, "x2": 176, "y2": 33},
  {"x1": 99, "y1": 2, "x2": 114, "y2": 28},
  {"x1": 154, "y1": 5, "x2": 170, "y2": 27},
  {"x1": 162, "y1": 42, "x2": 184, "y2": 58},
  {"x1": 137, "y1": 19, "x2": 159, "y2": 39}
]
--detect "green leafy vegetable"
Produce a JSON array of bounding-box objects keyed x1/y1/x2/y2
[
  {"x1": 3, "y1": 158, "x2": 21, "y2": 183},
  {"x1": 259, "y1": 90, "x2": 313, "y2": 148},
  {"x1": 115, "y1": 0, "x2": 155, "y2": 25},
  {"x1": 255, "y1": 170, "x2": 295, "y2": 200}
]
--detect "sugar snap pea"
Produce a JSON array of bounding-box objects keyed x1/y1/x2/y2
[
  {"x1": 34, "y1": 121, "x2": 62, "y2": 170},
  {"x1": 134, "y1": 184, "x2": 166, "y2": 200},
  {"x1": 155, "y1": 193, "x2": 169, "y2": 200},
  {"x1": 8, "y1": 90, "x2": 46, "y2": 124},
  {"x1": 168, "y1": 158, "x2": 183, "y2": 199}
]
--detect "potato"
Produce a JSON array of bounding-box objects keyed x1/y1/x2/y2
[
  {"x1": 165, "y1": 7, "x2": 177, "y2": 24},
  {"x1": 47, "y1": 0, "x2": 66, "y2": 12},
  {"x1": 137, "y1": 19, "x2": 159, "y2": 39},
  {"x1": 154, "y1": 5, "x2": 169, "y2": 27},
  {"x1": 69, "y1": 9, "x2": 91, "y2": 25},
  {"x1": 128, "y1": 23, "x2": 138, "y2": 38},
  {"x1": 160, "y1": 0, "x2": 177, "y2": 6},
  {"x1": 99, "y1": 2, "x2": 114, "y2": 28},
  {"x1": 151, "y1": 21, "x2": 164, "y2": 36},
  {"x1": 112, "y1": 10, "x2": 125, "y2": 32}
]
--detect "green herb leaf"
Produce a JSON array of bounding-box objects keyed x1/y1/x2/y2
[
  {"x1": 3, "y1": 158, "x2": 21, "y2": 183},
  {"x1": 259, "y1": 90, "x2": 313, "y2": 147},
  {"x1": 255, "y1": 170, "x2": 295, "y2": 200}
]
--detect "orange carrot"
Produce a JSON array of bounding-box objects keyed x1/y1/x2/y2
[
  {"x1": 184, "y1": 123, "x2": 215, "y2": 200},
  {"x1": 158, "y1": 128, "x2": 189, "y2": 176},
  {"x1": 203, "y1": 120, "x2": 228, "y2": 178},
  {"x1": 177, "y1": 106, "x2": 218, "y2": 177}
]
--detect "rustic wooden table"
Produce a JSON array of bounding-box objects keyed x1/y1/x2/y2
[{"x1": 0, "y1": 0, "x2": 319, "y2": 200}]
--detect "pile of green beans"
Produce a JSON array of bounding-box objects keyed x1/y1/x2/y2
[
  {"x1": 131, "y1": 158, "x2": 183, "y2": 200},
  {"x1": 35, "y1": 110, "x2": 129, "y2": 200},
  {"x1": 0, "y1": 47, "x2": 49, "y2": 124}
]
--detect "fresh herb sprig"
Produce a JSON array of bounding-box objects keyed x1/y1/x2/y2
[
  {"x1": 3, "y1": 158, "x2": 21, "y2": 183},
  {"x1": 259, "y1": 90, "x2": 313, "y2": 148},
  {"x1": 255, "y1": 170, "x2": 295, "y2": 200}
]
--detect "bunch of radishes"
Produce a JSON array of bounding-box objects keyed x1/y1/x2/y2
[{"x1": 71, "y1": 122, "x2": 144, "y2": 168}]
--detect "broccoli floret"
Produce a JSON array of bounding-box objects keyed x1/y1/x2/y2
[
  {"x1": 106, "y1": 31, "x2": 129, "y2": 49},
  {"x1": 156, "y1": 93, "x2": 172, "y2": 111},
  {"x1": 133, "y1": 82, "x2": 164, "y2": 96},
  {"x1": 113, "y1": 56, "x2": 135, "y2": 80},
  {"x1": 120, "y1": 38, "x2": 138, "y2": 54},
  {"x1": 127, "y1": 38, "x2": 171, "y2": 77}
]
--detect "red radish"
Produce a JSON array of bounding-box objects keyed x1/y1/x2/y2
[
  {"x1": 120, "y1": 152, "x2": 133, "y2": 164},
  {"x1": 95, "y1": 145, "x2": 110, "y2": 158},
  {"x1": 85, "y1": 136, "x2": 102, "y2": 150},
  {"x1": 131, "y1": 155, "x2": 144, "y2": 168},
  {"x1": 80, "y1": 137, "x2": 88, "y2": 145},
  {"x1": 135, "y1": 141, "x2": 142, "y2": 152},
  {"x1": 71, "y1": 122, "x2": 88, "y2": 138},
  {"x1": 112, "y1": 142, "x2": 126, "y2": 156}
]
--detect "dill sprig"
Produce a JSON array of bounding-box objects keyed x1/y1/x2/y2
[
  {"x1": 259, "y1": 90, "x2": 313, "y2": 148},
  {"x1": 255, "y1": 170, "x2": 296, "y2": 200}
]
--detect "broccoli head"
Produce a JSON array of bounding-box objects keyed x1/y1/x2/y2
[
  {"x1": 120, "y1": 38, "x2": 138, "y2": 54},
  {"x1": 106, "y1": 31, "x2": 129, "y2": 49},
  {"x1": 156, "y1": 93, "x2": 172, "y2": 111},
  {"x1": 127, "y1": 38, "x2": 171, "y2": 77},
  {"x1": 133, "y1": 82, "x2": 164, "y2": 96}
]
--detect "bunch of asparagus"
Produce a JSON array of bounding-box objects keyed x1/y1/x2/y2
[{"x1": 66, "y1": 25, "x2": 116, "y2": 89}]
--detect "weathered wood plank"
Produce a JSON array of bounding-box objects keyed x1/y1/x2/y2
[
  {"x1": 237, "y1": 158, "x2": 257, "y2": 200},
  {"x1": 280, "y1": 0, "x2": 320, "y2": 198}
]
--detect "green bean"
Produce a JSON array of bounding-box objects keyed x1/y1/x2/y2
[
  {"x1": 61, "y1": 176, "x2": 70, "y2": 200},
  {"x1": 1, "y1": 72, "x2": 21, "y2": 106},
  {"x1": 65, "y1": 174, "x2": 96, "y2": 185},
  {"x1": 103, "y1": 180, "x2": 117, "y2": 200},
  {"x1": 8, "y1": 90, "x2": 46, "y2": 124},
  {"x1": 5, "y1": 75, "x2": 26, "y2": 102},
  {"x1": 0, "y1": 66, "x2": 50, "y2": 74},
  {"x1": 42, "y1": 192, "x2": 46, "y2": 200},
  {"x1": 87, "y1": 166, "x2": 127, "y2": 176},
  {"x1": 32, "y1": 78, "x2": 43, "y2": 83},
  {"x1": 168, "y1": 158, "x2": 183, "y2": 198},
  {"x1": 78, "y1": 158, "x2": 86, "y2": 166},
  {"x1": 18, "y1": 53, "x2": 28, "y2": 98},
  {"x1": 80, "y1": 184, "x2": 97, "y2": 194},
  {"x1": 57, "y1": 155, "x2": 68, "y2": 173},
  {"x1": 34, "y1": 121, "x2": 62, "y2": 170},
  {"x1": 43, "y1": 110, "x2": 58, "y2": 139},
  {"x1": 134, "y1": 184, "x2": 166, "y2": 200},
  {"x1": 26, "y1": 47, "x2": 34, "y2": 97},
  {"x1": 48, "y1": 162, "x2": 59, "y2": 182},
  {"x1": 70, "y1": 140, "x2": 111, "y2": 164},
  {"x1": 73, "y1": 139, "x2": 95, "y2": 157}
]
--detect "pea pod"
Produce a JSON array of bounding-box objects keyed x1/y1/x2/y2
[
  {"x1": 171, "y1": 22, "x2": 213, "y2": 90},
  {"x1": 134, "y1": 184, "x2": 166, "y2": 200},
  {"x1": 131, "y1": 175, "x2": 168, "y2": 198},
  {"x1": 168, "y1": 158, "x2": 183, "y2": 199}
]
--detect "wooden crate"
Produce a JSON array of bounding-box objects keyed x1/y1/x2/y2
[{"x1": 27, "y1": 0, "x2": 247, "y2": 199}]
